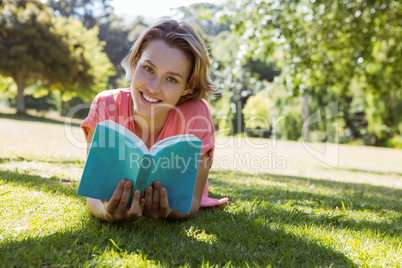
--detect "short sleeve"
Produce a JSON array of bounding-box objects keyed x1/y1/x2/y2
[
  {"x1": 162, "y1": 100, "x2": 215, "y2": 164},
  {"x1": 81, "y1": 88, "x2": 134, "y2": 141},
  {"x1": 81, "y1": 92, "x2": 110, "y2": 139},
  {"x1": 186, "y1": 112, "x2": 215, "y2": 162}
]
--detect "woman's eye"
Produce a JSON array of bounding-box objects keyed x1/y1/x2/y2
[
  {"x1": 145, "y1": 66, "x2": 153, "y2": 73},
  {"x1": 167, "y1": 77, "x2": 177, "y2": 83}
]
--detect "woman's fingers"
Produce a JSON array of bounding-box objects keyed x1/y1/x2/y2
[
  {"x1": 160, "y1": 187, "x2": 172, "y2": 217},
  {"x1": 140, "y1": 198, "x2": 145, "y2": 212},
  {"x1": 128, "y1": 190, "x2": 143, "y2": 219},
  {"x1": 103, "y1": 179, "x2": 172, "y2": 221},
  {"x1": 152, "y1": 181, "x2": 161, "y2": 215},
  {"x1": 141, "y1": 181, "x2": 171, "y2": 219},
  {"x1": 104, "y1": 179, "x2": 144, "y2": 222},
  {"x1": 105, "y1": 179, "x2": 126, "y2": 214},
  {"x1": 144, "y1": 185, "x2": 153, "y2": 212},
  {"x1": 117, "y1": 180, "x2": 133, "y2": 211}
]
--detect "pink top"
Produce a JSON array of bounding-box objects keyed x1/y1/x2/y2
[{"x1": 81, "y1": 88, "x2": 228, "y2": 208}]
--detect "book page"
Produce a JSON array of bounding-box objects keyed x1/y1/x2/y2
[
  {"x1": 149, "y1": 139, "x2": 202, "y2": 214},
  {"x1": 149, "y1": 134, "x2": 200, "y2": 155},
  {"x1": 100, "y1": 120, "x2": 149, "y2": 154},
  {"x1": 78, "y1": 122, "x2": 145, "y2": 205}
]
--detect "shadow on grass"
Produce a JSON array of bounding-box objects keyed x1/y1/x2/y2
[
  {"x1": 0, "y1": 169, "x2": 359, "y2": 267},
  {"x1": 209, "y1": 170, "x2": 402, "y2": 238},
  {"x1": 2, "y1": 169, "x2": 399, "y2": 266},
  {"x1": 0, "y1": 170, "x2": 78, "y2": 198},
  {"x1": 0, "y1": 112, "x2": 81, "y2": 128},
  {"x1": 209, "y1": 170, "x2": 402, "y2": 207},
  {"x1": 0, "y1": 209, "x2": 357, "y2": 267}
]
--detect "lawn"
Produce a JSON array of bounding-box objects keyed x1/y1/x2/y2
[{"x1": 0, "y1": 111, "x2": 401, "y2": 267}]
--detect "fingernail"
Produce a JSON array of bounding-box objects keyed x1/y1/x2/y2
[{"x1": 161, "y1": 189, "x2": 165, "y2": 194}]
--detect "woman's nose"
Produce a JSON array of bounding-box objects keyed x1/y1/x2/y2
[{"x1": 147, "y1": 76, "x2": 162, "y2": 94}]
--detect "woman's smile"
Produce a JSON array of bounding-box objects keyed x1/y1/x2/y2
[{"x1": 141, "y1": 91, "x2": 161, "y2": 104}]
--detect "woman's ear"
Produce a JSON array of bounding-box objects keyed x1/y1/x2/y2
[
  {"x1": 132, "y1": 54, "x2": 141, "y2": 70},
  {"x1": 181, "y1": 88, "x2": 193, "y2": 96},
  {"x1": 121, "y1": 54, "x2": 133, "y2": 82},
  {"x1": 132, "y1": 59, "x2": 138, "y2": 71}
]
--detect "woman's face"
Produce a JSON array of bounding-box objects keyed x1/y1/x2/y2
[{"x1": 131, "y1": 39, "x2": 192, "y2": 122}]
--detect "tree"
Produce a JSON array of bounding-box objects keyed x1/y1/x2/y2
[
  {"x1": 46, "y1": 0, "x2": 113, "y2": 29},
  {"x1": 210, "y1": 30, "x2": 279, "y2": 135},
  {"x1": 221, "y1": 0, "x2": 402, "y2": 143},
  {"x1": 174, "y1": 3, "x2": 229, "y2": 36},
  {"x1": 51, "y1": 15, "x2": 115, "y2": 103},
  {"x1": 98, "y1": 15, "x2": 148, "y2": 89},
  {"x1": 0, "y1": 0, "x2": 114, "y2": 113},
  {"x1": 48, "y1": 0, "x2": 149, "y2": 89}
]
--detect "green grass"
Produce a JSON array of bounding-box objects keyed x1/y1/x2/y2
[{"x1": 0, "y1": 111, "x2": 401, "y2": 267}]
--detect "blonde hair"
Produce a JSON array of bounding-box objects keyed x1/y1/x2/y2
[{"x1": 128, "y1": 20, "x2": 216, "y2": 104}]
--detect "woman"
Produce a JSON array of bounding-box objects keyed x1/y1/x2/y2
[{"x1": 81, "y1": 20, "x2": 228, "y2": 222}]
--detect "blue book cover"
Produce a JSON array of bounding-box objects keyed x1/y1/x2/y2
[{"x1": 78, "y1": 120, "x2": 203, "y2": 215}]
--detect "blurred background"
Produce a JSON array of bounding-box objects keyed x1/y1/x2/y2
[{"x1": 1, "y1": 0, "x2": 401, "y2": 149}]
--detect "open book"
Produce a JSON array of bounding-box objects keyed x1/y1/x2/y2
[{"x1": 78, "y1": 120, "x2": 203, "y2": 215}]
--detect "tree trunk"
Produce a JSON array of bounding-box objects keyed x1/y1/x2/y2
[
  {"x1": 15, "y1": 72, "x2": 26, "y2": 114},
  {"x1": 60, "y1": 91, "x2": 65, "y2": 116},
  {"x1": 302, "y1": 91, "x2": 310, "y2": 141}
]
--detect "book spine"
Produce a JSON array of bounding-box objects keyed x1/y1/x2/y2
[{"x1": 134, "y1": 155, "x2": 154, "y2": 196}]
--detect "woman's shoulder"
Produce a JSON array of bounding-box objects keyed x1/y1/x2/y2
[
  {"x1": 160, "y1": 99, "x2": 215, "y2": 142},
  {"x1": 89, "y1": 88, "x2": 132, "y2": 119},
  {"x1": 94, "y1": 88, "x2": 131, "y2": 102},
  {"x1": 167, "y1": 100, "x2": 213, "y2": 132},
  {"x1": 175, "y1": 99, "x2": 212, "y2": 118}
]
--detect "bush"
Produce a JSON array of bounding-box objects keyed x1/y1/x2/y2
[
  {"x1": 8, "y1": 93, "x2": 58, "y2": 112},
  {"x1": 387, "y1": 135, "x2": 402, "y2": 149},
  {"x1": 243, "y1": 82, "x2": 302, "y2": 140},
  {"x1": 61, "y1": 97, "x2": 89, "y2": 119}
]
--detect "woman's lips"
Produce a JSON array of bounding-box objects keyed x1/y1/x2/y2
[{"x1": 141, "y1": 91, "x2": 161, "y2": 104}]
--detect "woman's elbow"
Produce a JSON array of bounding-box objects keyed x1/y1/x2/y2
[
  {"x1": 167, "y1": 199, "x2": 200, "y2": 220},
  {"x1": 188, "y1": 199, "x2": 201, "y2": 218}
]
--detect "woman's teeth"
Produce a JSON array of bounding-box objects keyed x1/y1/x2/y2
[{"x1": 143, "y1": 93, "x2": 159, "y2": 103}]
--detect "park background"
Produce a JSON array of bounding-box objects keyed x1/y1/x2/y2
[
  {"x1": 1, "y1": 0, "x2": 402, "y2": 147},
  {"x1": 0, "y1": 0, "x2": 401, "y2": 267}
]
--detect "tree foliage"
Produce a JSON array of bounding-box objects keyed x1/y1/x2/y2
[
  {"x1": 51, "y1": 15, "x2": 115, "y2": 102},
  {"x1": 0, "y1": 0, "x2": 114, "y2": 113},
  {"x1": 221, "y1": 0, "x2": 402, "y2": 144},
  {"x1": 48, "y1": 0, "x2": 142, "y2": 89},
  {"x1": 98, "y1": 16, "x2": 148, "y2": 89},
  {"x1": 47, "y1": 0, "x2": 113, "y2": 29},
  {"x1": 209, "y1": 26, "x2": 280, "y2": 135}
]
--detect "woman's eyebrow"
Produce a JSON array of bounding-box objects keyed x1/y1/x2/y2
[{"x1": 144, "y1": 60, "x2": 184, "y2": 79}]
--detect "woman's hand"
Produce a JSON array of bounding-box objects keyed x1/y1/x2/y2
[
  {"x1": 142, "y1": 181, "x2": 173, "y2": 219},
  {"x1": 88, "y1": 179, "x2": 145, "y2": 222}
]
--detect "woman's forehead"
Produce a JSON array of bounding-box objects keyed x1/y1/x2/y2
[{"x1": 139, "y1": 40, "x2": 191, "y2": 79}]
